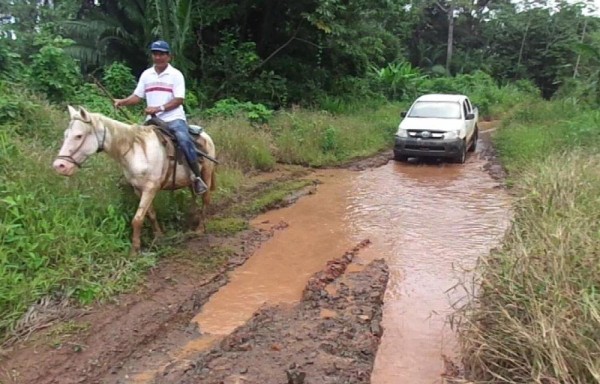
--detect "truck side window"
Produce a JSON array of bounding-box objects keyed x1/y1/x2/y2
[
  {"x1": 466, "y1": 99, "x2": 472, "y2": 111},
  {"x1": 463, "y1": 102, "x2": 469, "y2": 118}
]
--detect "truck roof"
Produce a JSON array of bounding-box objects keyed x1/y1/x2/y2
[{"x1": 415, "y1": 94, "x2": 468, "y2": 103}]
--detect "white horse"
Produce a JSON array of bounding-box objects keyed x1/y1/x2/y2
[{"x1": 52, "y1": 106, "x2": 217, "y2": 254}]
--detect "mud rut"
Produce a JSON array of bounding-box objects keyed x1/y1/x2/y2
[{"x1": 0, "y1": 124, "x2": 510, "y2": 384}]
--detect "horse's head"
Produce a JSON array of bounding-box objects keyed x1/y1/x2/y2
[{"x1": 53, "y1": 106, "x2": 105, "y2": 176}]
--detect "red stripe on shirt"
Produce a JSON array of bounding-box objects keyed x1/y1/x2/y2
[{"x1": 146, "y1": 86, "x2": 173, "y2": 93}]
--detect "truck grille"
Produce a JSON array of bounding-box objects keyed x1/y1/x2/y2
[
  {"x1": 408, "y1": 130, "x2": 445, "y2": 139},
  {"x1": 405, "y1": 144, "x2": 446, "y2": 151}
]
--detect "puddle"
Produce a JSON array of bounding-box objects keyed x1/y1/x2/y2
[
  {"x1": 346, "y1": 150, "x2": 511, "y2": 383},
  {"x1": 192, "y1": 170, "x2": 356, "y2": 335},
  {"x1": 125, "y1": 137, "x2": 510, "y2": 383}
]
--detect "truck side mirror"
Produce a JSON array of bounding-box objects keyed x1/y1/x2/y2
[
  {"x1": 466, "y1": 113, "x2": 475, "y2": 120},
  {"x1": 400, "y1": 111, "x2": 407, "y2": 117}
]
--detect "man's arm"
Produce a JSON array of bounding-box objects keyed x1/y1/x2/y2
[
  {"x1": 145, "y1": 97, "x2": 184, "y2": 116},
  {"x1": 114, "y1": 94, "x2": 143, "y2": 108}
]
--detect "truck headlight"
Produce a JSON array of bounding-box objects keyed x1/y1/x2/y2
[
  {"x1": 396, "y1": 128, "x2": 408, "y2": 138},
  {"x1": 444, "y1": 130, "x2": 460, "y2": 139}
]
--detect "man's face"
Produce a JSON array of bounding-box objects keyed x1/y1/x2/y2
[{"x1": 151, "y1": 51, "x2": 170, "y2": 66}]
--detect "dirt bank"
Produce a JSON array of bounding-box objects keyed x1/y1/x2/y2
[
  {"x1": 157, "y1": 240, "x2": 388, "y2": 384},
  {"x1": 0, "y1": 227, "x2": 276, "y2": 384}
]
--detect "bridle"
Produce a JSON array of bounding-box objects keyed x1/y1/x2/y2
[{"x1": 55, "y1": 117, "x2": 107, "y2": 168}]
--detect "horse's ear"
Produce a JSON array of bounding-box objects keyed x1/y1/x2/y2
[
  {"x1": 78, "y1": 106, "x2": 91, "y2": 122},
  {"x1": 67, "y1": 105, "x2": 79, "y2": 119}
]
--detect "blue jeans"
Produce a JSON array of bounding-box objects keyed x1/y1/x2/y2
[{"x1": 167, "y1": 119, "x2": 200, "y2": 175}]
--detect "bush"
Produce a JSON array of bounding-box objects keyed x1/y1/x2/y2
[
  {"x1": 102, "y1": 62, "x2": 137, "y2": 100},
  {"x1": 203, "y1": 98, "x2": 274, "y2": 125},
  {"x1": 370, "y1": 61, "x2": 426, "y2": 101},
  {"x1": 416, "y1": 71, "x2": 539, "y2": 118},
  {"x1": 270, "y1": 103, "x2": 400, "y2": 166},
  {"x1": 27, "y1": 38, "x2": 82, "y2": 103},
  {"x1": 495, "y1": 100, "x2": 600, "y2": 173},
  {"x1": 205, "y1": 116, "x2": 276, "y2": 171},
  {"x1": 0, "y1": 41, "x2": 24, "y2": 81}
]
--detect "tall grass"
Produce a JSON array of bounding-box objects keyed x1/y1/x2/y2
[
  {"x1": 0, "y1": 117, "x2": 155, "y2": 336},
  {"x1": 269, "y1": 103, "x2": 400, "y2": 167},
  {"x1": 495, "y1": 100, "x2": 600, "y2": 173},
  {"x1": 454, "y1": 100, "x2": 600, "y2": 383}
]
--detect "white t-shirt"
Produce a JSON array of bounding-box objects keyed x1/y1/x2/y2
[{"x1": 134, "y1": 64, "x2": 187, "y2": 122}]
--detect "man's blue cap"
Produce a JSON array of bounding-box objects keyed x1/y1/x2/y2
[{"x1": 149, "y1": 40, "x2": 170, "y2": 53}]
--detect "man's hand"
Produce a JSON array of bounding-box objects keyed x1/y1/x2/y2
[
  {"x1": 114, "y1": 95, "x2": 142, "y2": 108},
  {"x1": 145, "y1": 106, "x2": 162, "y2": 116}
]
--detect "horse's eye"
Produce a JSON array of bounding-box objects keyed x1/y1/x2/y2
[{"x1": 74, "y1": 135, "x2": 83, "y2": 140}]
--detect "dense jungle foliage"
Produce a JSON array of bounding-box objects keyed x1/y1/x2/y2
[
  {"x1": 1, "y1": 0, "x2": 600, "y2": 108},
  {"x1": 0, "y1": 1, "x2": 599, "y2": 383}
]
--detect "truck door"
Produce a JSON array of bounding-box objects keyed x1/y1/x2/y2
[{"x1": 462, "y1": 101, "x2": 472, "y2": 139}]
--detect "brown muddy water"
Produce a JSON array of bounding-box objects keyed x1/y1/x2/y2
[
  {"x1": 133, "y1": 133, "x2": 511, "y2": 383},
  {"x1": 349, "y1": 153, "x2": 511, "y2": 383}
]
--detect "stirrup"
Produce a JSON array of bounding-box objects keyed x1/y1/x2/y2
[{"x1": 193, "y1": 176, "x2": 208, "y2": 195}]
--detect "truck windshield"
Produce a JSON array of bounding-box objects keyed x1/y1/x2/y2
[{"x1": 407, "y1": 101, "x2": 461, "y2": 119}]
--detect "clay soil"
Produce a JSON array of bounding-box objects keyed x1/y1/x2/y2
[{"x1": 158, "y1": 240, "x2": 388, "y2": 384}]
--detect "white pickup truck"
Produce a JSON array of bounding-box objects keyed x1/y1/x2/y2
[{"x1": 393, "y1": 94, "x2": 479, "y2": 163}]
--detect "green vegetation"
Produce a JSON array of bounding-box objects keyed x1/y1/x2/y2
[
  {"x1": 454, "y1": 101, "x2": 600, "y2": 383},
  {"x1": 237, "y1": 180, "x2": 315, "y2": 215},
  {"x1": 205, "y1": 218, "x2": 249, "y2": 236},
  {"x1": 47, "y1": 320, "x2": 91, "y2": 349},
  {"x1": 4, "y1": 0, "x2": 600, "y2": 106}
]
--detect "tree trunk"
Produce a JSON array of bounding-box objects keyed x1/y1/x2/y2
[
  {"x1": 517, "y1": 19, "x2": 530, "y2": 69},
  {"x1": 573, "y1": 17, "x2": 587, "y2": 78},
  {"x1": 446, "y1": 1, "x2": 454, "y2": 74}
]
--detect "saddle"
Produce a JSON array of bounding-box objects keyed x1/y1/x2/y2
[
  {"x1": 143, "y1": 117, "x2": 212, "y2": 189},
  {"x1": 144, "y1": 117, "x2": 209, "y2": 164}
]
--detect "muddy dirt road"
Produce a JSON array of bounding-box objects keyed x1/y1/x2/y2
[{"x1": 0, "y1": 127, "x2": 511, "y2": 384}]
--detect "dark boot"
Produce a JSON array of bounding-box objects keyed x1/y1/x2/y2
[{"x1": 189, "y1": 160, "x2": 208, "y2": 195}]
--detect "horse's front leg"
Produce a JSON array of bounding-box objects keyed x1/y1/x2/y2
[
  {"x1": 134, "y1": 188, "x2": 163, "y2": 239},
  {"x1": 131, "y1": 188, "x2": 159, "y2": 255},
  {"x1": 146, "y1": 203, "x2": 163, "y2": 238}
]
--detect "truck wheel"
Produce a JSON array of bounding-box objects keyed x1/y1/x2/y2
[
  {"x1": 394, "y1": 153, "x2": 408, "y2": 162},
  {"x1": 454, "y1": 141, "x2": 467, "y2": 164},
  {"x1": 469, "y1": 125, "x2": 479, "y2": 152}
]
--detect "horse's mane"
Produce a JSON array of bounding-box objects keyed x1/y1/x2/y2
[{"x1": 89, "y1": 112, "x2": 156, "y2": 158}]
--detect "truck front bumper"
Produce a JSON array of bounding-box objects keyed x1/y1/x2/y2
[{"x1": 394, "y1": 137, "x2": 464, "y2": 158}]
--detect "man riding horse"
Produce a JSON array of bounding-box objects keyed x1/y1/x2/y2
[{"x1": 113, "y1": 40, "x2": 208, "y2": 195}]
